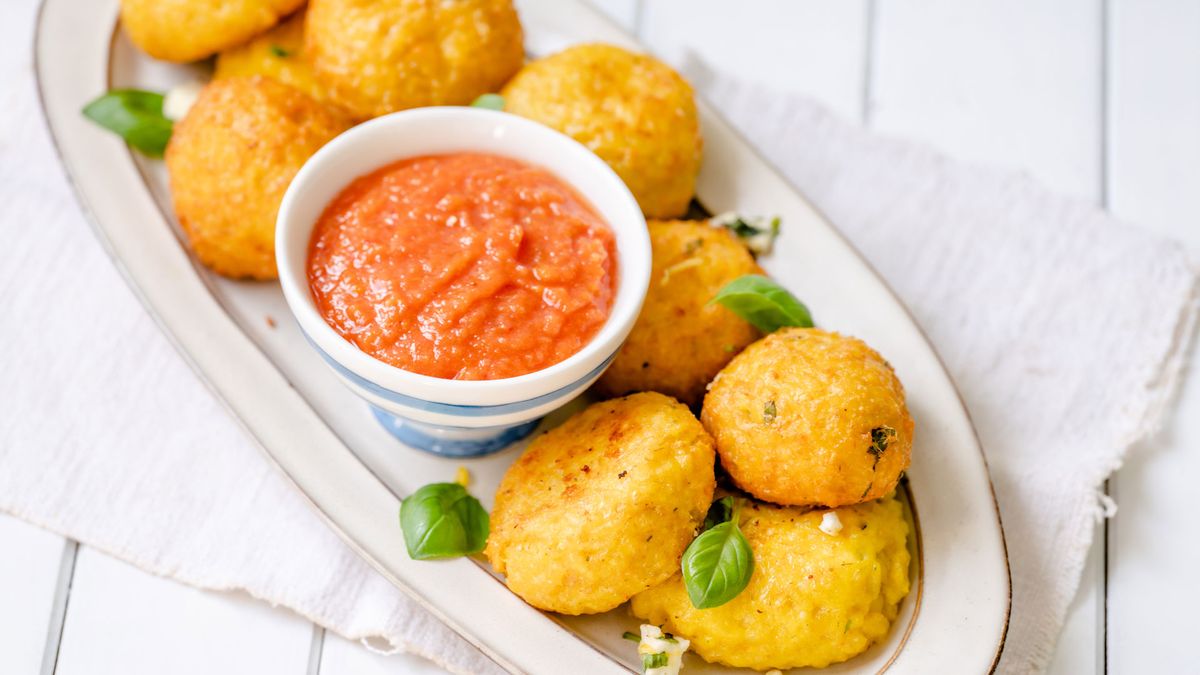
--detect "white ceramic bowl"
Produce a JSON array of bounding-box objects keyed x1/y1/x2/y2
[{"x1": 276, "y1": 107, "x2": 650, "y2": 457}]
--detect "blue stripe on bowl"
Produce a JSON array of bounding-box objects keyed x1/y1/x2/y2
[
  {"x1": 304, "y1": 333, "x2": 615, "y2": 417},
  {"x1": 370, "y1": 405, "x2": 541, "y2": 457}
]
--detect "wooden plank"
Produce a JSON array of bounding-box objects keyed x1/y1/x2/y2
[
  {"x1": 871, "y1": 0, "x2": 1104, "y2": 201},
  {"x1": 638, "y1": 0, "x2": 871, "y2": 120},
  {"x1": 0, "y1": 515, "x2": 68, "y2": 675},
  {"x1": 319, "y1": 631, "x2": 448, "y2": 675},
  {"x1": 54, "y1": 547, "x2": 312, "y2": 675},
  {"x1": 1106, "y1": 4, "x2": 1200, "y2": 673}
]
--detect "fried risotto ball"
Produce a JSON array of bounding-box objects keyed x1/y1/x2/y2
[
  {"x1": 595, "y1": 220, "x2": 761, "y2": 406},
  {"x1": 702, "y1": 328, "x2": 914, "y2": 507},
  {"x1": 502, "y1": 44, "x2": 702, "y2": 219},
  {"x1": 305, "y1": 0, "x2": 524, "y2": 119},
  {"x1": 120, "y1": 0, "x2": 304, "y2": 63},
  {"x1": 631, "y1": 494, "x2": 912, "y2": 670},
  {"x1": 485, "y1": 392, "x2": 716, "y2": 615},
  {"x1": 165, "y1": 77, "x2": 349, "y2": 280},
  {"x1": 214, "y1": 11, "x2": 333, "y2": 109}
]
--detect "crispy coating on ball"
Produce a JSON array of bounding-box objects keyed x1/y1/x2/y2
[
  {"x1": 702, "y1": 328, "x2": 914, "y2": 507},
  {"x1": 165, "y1": 77, "x2": 349, "y2": 279},
  {"x1": 214, "y1": 11, "x2": 335, "y2": 110},
  {"x1": 485, "y1": 392, "x2": 716, "y2": 615},
  {"x1": 595, "y1": 220, "x2": 761, "y2": 406},
  {"x1": 501, "y1": 44, "x2": 702, "y2": 219},
  {"x1": 305, "y1": 0, "x2": 524, "y2": 119},
  {"x1": 631, "y1": 494, "x2": 912, "y2": 670},
  {"x1": 120, "y1": 0, "x2": 304, "y2": 63}
]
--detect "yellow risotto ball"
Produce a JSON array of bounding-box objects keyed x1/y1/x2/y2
[
  {"x1": 165, "y1": 77, "x2": 350, "y2": 279},
  {"x1": 595, "y1": 220, "x2": 762, "y2": 406},
  {"x1": 120, "y1": 0, "x2": 304, "y2": 63},
  {"x1": 485, "y1": 393, "x2": 715, "y2": 615},
  {"x1": 214, "y1": 11, "x2": 334, "y2": 110},
  {"x1": 631, "y1": 494, "x2": 912, "y2": 670},
  {"x1": 502, "y1": 44, "x2": 702, "y2": 219},
  {"x1": 305, "y1": 0, "x2": 525, "y2": 119},
  {"x1": 702, "y1": 328, "x2": 914, "y2": 507}
]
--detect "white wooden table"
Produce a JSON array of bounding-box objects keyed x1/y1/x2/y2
[{"x1": 4, "y1": 0, "x2": 1197, "y2": 673}]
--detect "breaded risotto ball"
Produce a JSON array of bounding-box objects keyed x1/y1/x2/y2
[
  {"x1": 120, "y1": 0, "x2": 304, "y2": 63},
  {"x1": 595, "y1": 220, "x2": 762, "y2": 406},
  {"x1": 632, "y1": 494, "x2": 912, "y2": 670},
  {"x1": 215, "y1": 11, "x2": 333, "y2": 109},
  {"x1": 702, "y1": 328, "x2": 913, "y2": 507},
  {"x1": 165, "y1": 76, "x2": 349, "y2": 279},
  {"x1": 305, "y1": 0, "x2": 525, "y2": 119},
  {"x1": 485, "y1": 393, "x2": 715, "y2": 615},
  {"x1": 502, "y1": 44, "x2": 702, "y2": 219}
]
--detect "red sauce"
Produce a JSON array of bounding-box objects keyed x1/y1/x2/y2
[{"x1": 307, "y1": 153, "x2": 617, "y2": 380}]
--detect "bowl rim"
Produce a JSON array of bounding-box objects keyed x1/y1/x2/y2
[{"x1": 275, "y1": 107, "x2": 651, "y2": 407}]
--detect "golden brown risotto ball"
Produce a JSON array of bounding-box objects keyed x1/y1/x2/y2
[
  {"x1": 501, "y1": 44, "x2": 702, "y2": 219},
  {"x1": 631, "y1": 494, "x2": 912, "y2": 670},
  {"x1": 214, "y1": 11, "x2": 334, "y2": 109},
  {"x1": 165, "y1": 76, "x2": 350, "y2": 280},
  {"x1": 305, "y1": 0, "x2": 524, "y2": 119},
  {"x1": 594, "y1": 220, "x2": 761, "y2": 406},
  {"x1": 702, "y1": 328, "x2": 913, "y2": 507},
  {"x1": 485, "y1": 392, "x2": 715, "y2": 615},
  {"x1": 120, "y1": 0, "x2": 304, "y2": 63}
]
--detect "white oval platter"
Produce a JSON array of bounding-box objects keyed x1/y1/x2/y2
[{"x1": 34, "y1": 0, "x2": 1010, "y2": 672}]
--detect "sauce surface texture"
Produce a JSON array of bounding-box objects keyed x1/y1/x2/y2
[{"x1": 307, "y1": 153, "x2": 617, "y2": 380}]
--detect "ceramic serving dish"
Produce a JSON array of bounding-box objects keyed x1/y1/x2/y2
[{"x1": 34, "y1": 0, "x2": 1011, "y2": 671}]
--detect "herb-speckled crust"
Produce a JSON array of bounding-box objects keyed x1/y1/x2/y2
[
  {"x1": 165, "y1": 77, "x2": 349, "y2": 280},
  {"x1": 631, "y1": 495, "x2": 911, "y2": 670},
  {"x1": 594, "y1": 220, "x2": 762, "y2": 406},
  {"x1": 120, "y1": 0, "x2": 304, "y2": 63},
  {"x1": 485, "y1": 392, "x2": 716, "y2": 615},
  {"x1": 305, "y1": 0, "x2": 525, "y2": 119},
  {"x1": 501, "y1": 44, "x2": 702, "y2": 219},
  {"x1": 702, "y1": 328, "x2": 914, "y2": 507},
  {"x1": 215, "y1": 12, "x2": 338, "y2": 111}
]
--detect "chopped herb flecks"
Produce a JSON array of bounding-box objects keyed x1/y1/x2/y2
[
  {"x1": 622, "y1": 631, "x2": 641, "y2": 642},
  {"x1": 642, "y1": 652, "x2": 669, "y2": 670},
  {"x1": 269, "y1": 44, "x2": 291, "y2": 58},
  {"x1": 710, "y1": 212, "x2": 782, "y2": 255},
  {"x1": 763, "y1": 400, "x2": 777, "y2": 424},
  {"x1": 868, "y1": 426, "x2": 897, "y2": 470}
]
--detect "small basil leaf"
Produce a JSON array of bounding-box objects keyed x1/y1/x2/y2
[
  {"x1": 471, "y1": 93, "x2": 505, "y2": 110},
  {"x1": 399, "y1": 483, "x2": 489, "y2": 560},
  {"x1": 82, "y1": 89, "x2": 173, "y2": 158},
  {"x1": 681, "y1": 518, "x2": 754, "y2": 609},
  {"x1": 701, "y1": 496, "x2": 734, "y2": 532},
  {"x1": 710, "y1": 274, "x2": 814, "y2": 333}
]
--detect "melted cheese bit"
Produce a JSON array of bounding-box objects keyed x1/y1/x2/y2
[
  {"x1": 819, "y1": 511, "x2": 843, "y2": 535},
  {"x1": 162, "y1": 81, "x2": 204, "y2": 122},
  {"x1": 638, "y1": 624, "x2": 690, "y2": 675}
]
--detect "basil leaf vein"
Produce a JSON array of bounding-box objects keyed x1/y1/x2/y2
[
  {"x1": 399, "y1": 483, "x2": 489, "y2": 560},
  {"x1": 82, "y1": 89, "x2": 173, "y2": 158},
  {"x1": 710, "y1": 274, "x2": 814, "y2": 333}
]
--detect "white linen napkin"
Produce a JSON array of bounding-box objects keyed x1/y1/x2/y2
[{"x1": 2, "y1": 0, "x2": 1196, "y2": 670}]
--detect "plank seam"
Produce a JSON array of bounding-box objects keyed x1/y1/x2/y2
[
  {"x1": 307, "y1": 625, "x2": 326, "y2": 675},
  {"x1": 40, "y1": 540, "x2": 79, "y2": 675}
]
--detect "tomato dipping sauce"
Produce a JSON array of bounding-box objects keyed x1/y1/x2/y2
[{"x1": 307, "y1": 153, "x2": 618, "y2": 380}]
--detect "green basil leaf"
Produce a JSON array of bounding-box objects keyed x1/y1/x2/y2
[
  {"x1": 681, "y1": 518, "x2": 753, "y2": 609},
  {"x1": 471, "y1": 93, "x2": 505, "y2": 110},
  {"x1": 701, "y1": 496, "x2": 734, "y2": 532},
  {"x1": 642, "y1": 652, "x2": 669, "y2": 670},
  {"x1": 710, "y1": 274, "x2": 814, "y2": 333},
  {"x1": 82, "y1": 89, "x2": 173, "y2": 158},
  {"x1": 399, "y1": 483, "x2": 489, "y2": 560}
]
